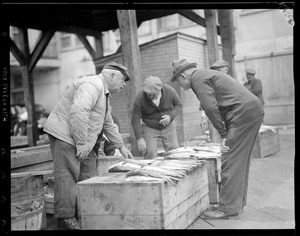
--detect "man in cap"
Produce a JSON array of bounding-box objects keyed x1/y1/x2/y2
[
  {"x1": 44, "y1": 61, "x2": 133, "y2": 230},
  {"x1": 244, "y1": 68, "x2": 265, "y2": 105},
  {"x1": 200, "y1": 59, "x2": 230, "y2": 131},
  {"x1": 131, "y1": 76, "x2": 182, "y2": 159},
  {"x1": 170, "y1": 57, "x2": 264, "y2": 219},
  {"x1": 210, "y1": 59, "x2": 230, "y2": 74}
]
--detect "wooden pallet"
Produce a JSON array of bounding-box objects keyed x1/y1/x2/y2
[{"x1": 77, "y1": 162, "x2": 209, "y2": 229}]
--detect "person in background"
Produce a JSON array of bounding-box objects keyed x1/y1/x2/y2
[
  {"x1": 170, "y1": 57, "x2": 264, "y2": 219},
  {"x1": 244, "y1": 68, "x2": 265, "y2": 106},
  {"x1": 131, "y1": 76, "x2": 182, "y2": 159},
  {"x1": 43, "y1": 62, "x2": 133, "y2": 230},
  {"x1": 200, "y1": 60, "x2": 230, "y2": 132}
]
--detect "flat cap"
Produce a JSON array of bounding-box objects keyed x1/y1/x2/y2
[
  {"x1": 103, "y1": 62, "x2": 131, "y2": 81},
  {"x1": 245, "y1": 68, "x2": 256, "y2": 75},
  {"x1": 142, "y1": 76, "x2": 163, "y2": 94},
  {"x1": 210, "y1": 60, "x2": 229, "y2": 69}
]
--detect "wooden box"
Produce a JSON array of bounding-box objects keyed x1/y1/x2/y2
[
  {"x1": 252, "y1": 125, "x2": 280, "y2": 158},
  {"x1": 197, "y1": 156, "x2": 221, "y2": 204},
  {"x1": 77, "y1": 163, "x2": 209, "y2": 229}
]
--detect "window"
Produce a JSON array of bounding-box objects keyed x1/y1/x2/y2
[
  {"x1": 158, "y1": 14, "x2": 178, "y2": 31},
  {"x1": 60, "y1": 33, "x2": 72, "y2": 49},
  {"x1": 138, "y1": 21, "x2": 151, "y2": 36},
  {"x1": 11, "y1": 27, "x2": 22, "y2": 49}
]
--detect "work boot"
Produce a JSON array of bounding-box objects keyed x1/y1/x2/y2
[{"x1": 57, "y1": 217, "x2": 80, "y2": 230}]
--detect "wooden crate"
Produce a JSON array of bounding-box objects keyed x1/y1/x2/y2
[
  {"x1": 11, "y1": 171, "x2": 52, "y2": 230},
  {"x1": 197, "y1": 156, "x2": 221, "y2": 204},
  {"x1": 77, "y1": 163, "x2": 209, "y2": 229},
  {"x1": 44, "y1": 196, "x2": 54, "y2": 214},
  {"x1": 252, "y1": 125, "x2": 280, "y2": 159}
]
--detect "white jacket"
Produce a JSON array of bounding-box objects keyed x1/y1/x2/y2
[{"x1": 44, "y1": 74, "x2": 124, "y2": 153}]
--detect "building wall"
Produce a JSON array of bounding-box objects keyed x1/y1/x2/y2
[{"x1": 235, "y1": 51, "x2": 294, "y2": 125}]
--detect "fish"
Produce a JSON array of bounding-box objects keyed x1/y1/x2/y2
[{"x1": 108, "y1": 161, "x2": 142, "y2": 172}]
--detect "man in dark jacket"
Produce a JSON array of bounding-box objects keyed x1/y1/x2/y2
[
  {"x1": 170, "y1": 58, "x2": 264, "y2": 219},
  {"x1": 244, "y1": 68, "x2": 265, "y2": 105},
  {"x1": 131, "y1": 76, "x2": 182, "y2": 159}
]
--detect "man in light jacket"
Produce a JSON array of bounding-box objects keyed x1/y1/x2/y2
[{"x1": 44, "y1": 62, "x2": 133, "y2": 230}]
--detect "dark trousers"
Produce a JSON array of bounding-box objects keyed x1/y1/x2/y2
[
  {"x1": 219, "y1": 114, "x2": 264, "y2": 214},
  {"x1": 48, "y1": 135, "x2": 97, "y2": 219}
]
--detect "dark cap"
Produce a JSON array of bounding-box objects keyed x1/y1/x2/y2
[{"x1": 103, "y1": 62, "x2": 131, "y2": 81}]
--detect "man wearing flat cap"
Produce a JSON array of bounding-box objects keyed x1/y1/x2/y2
[
  {"x1": 199, "y1": 59, "x2": 230, "y2": 133},
  {"x1": 244, "y1": 68, "x2": 265, "y2": 105},
  {"x1": 44, "y1": 61, "x2": 133, "y2": 230},
  {"x1": 170, "y1": 57, "x2": 264, "y2": 220},
  {"x1": 131, "y1": 76, "x2": 182, "y2": 159}
]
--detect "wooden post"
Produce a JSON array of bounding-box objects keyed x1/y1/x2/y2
[
  {"x1": 117, "y1": 10, "x2": 143, "y2": 157},
  {"x1": 204, "y1": 9, "x2": 221, "y2": 143},
  {"x1": 218, "y1": 9, "x2": 236, "y2": 79},
  {"x1": 18, "y1": 28, "x2": 39, "y2": 146}
]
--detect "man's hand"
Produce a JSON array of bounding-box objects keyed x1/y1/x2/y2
[
  {"x1": 159, "y1": 115, "x2": 171, "y2": 127},
  {"x1": 137, "y1": 137, "x2": 147, "y2": 154},
  {"x1": 200, "y1": 110, "x2": 208, "y2": 129},
  {"x1": 119, "y1": 146, "x2": 134, "y2": 159},
  {"x1": 221, "y1": 138, "x2": 230, "y2": 153},
  {"x1": 76, "y1": 144, "x2": 90, "y2": 162}
]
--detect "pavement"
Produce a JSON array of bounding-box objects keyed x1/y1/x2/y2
[
  {"x1": 188, "y1": 126, "x2": 295, "y2": 230},
  {"x1": 43, "y1": 125, "x2": 295, "y2": 232}
]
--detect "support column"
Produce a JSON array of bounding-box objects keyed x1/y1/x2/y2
[
  {"x1": 18, "y1": 28, "x2": 39, "y2": 146},
  {"x1": 205, "y1": 9, "x2": 221, "y2": 143},
  {"x1": 218, "y1": 9, "x2": 236, "y2": 78},
  {"x1": 117, "y1": 10, "x2": 143, "y2": 157}
]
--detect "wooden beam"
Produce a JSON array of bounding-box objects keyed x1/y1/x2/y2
[
  {"x1": 18, "y1": 27, "x2": 39, "y2": 146},
  {"x1": 117, "y1": 10, "x2": 143, "y2": 157},
  {"x1": 204, "y1": 9, "x2": 219, "y2": 66},
  {"x1": 94, "y1": 35, "x2": 104, "y2": 58},
  {"x1": 28, "y1": 29, "x2": 56, "y2": 72},
  {"x1": 177, "y1": 10, "x2": 221, "y2": 35},
  {"x1": 77, "y1": 34, "x2": 97, "y2": 60},
  {"x1": 204, "y1": 9, "x2": 221, "y2": 143},
  {"x1": 218, "y1": 10, "x2": 236, "y2": 78},
  {"x1": 9, "y1": 37, "x2": 27, "y2": 65}
]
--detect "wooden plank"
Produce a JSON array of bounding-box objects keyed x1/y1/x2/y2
[
  {"x1": 204, "y1": 9, "x2": 221, "y2": 143},
  {"x1": 11, "y1": 145, "x2": 52, "y2": 169},
  {"x1": 166, "y1": 193, "x2": 210, "y2": 229},
  {"x1": 18, "y1": 27, "x2": 39, "y2": 146},
  {"x1": 28, "y1": 29, "x2": 56, "y2": 72},
  {"x1": 164, "y1": 184, "x2": 209, "y2": 227},
  {"x1": 77, "y1": 34, "x2": 98, "y2": 60},
  {"x1": 218, "y1": 10, "x2": 236, "y2": 79},
  {"x1": 9, "y1": 37, "x2": 27, "y2": 65},
  {"x1": 117, "y1": 10, "x2": 143, "y2": 157}
]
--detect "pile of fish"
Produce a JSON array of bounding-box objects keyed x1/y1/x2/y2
[
  {"x1": 157, "y1": 144, "x2": 221, "y2": 160},
  {"x1": 108, "y1": 158, "x2": 206, "y2": 185}
]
